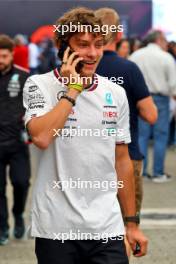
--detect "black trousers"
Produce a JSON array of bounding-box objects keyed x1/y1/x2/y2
[
  {"x1": 35, "y1": 237, "x2": 129, "y2": 264},
  {"x1": 0, "y1": 142, "x2": 30, "y2": 230}
]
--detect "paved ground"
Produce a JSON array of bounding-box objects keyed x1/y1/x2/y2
[{"x1": 0, "y1": 145, "x2": 175, "y2": 264}]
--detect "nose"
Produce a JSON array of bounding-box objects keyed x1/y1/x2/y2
[{"x1": 88, "y1": 45, "x2": 97, "y2": 58}]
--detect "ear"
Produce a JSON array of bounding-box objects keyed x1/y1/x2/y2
[{"x1": 116, "y1": 32, "x2": 123, "y2": 44}]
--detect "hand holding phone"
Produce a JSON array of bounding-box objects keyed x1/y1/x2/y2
[{"x1": 58, "y1": 41, "x2": 84, "y2": 74}]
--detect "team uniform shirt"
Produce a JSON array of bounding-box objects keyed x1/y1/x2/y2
[
  {"x1": 97, "y1": 51, "x2": 150, "y2": 160},
  {"x1": 23, "y1": 68, "x2": 131, "y2": 240},
  {"x1": 0, "y1": 65, "x2": 29, "y2": 146}
]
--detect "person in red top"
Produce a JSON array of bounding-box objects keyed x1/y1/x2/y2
[{"x1": 13, "y1": 34, "x2": 29, "y2": 70}]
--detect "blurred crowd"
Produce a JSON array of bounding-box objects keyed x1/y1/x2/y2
[
  {"x1": 116, "y1": 36, "x2": 176, "y2": 148},
  {"x1": 13, "y1": 34, "x2": 60, "y2": 75}
]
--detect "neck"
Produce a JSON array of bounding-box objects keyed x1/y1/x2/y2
[{"x1": 103, "y1": 41, "x2": 116, "y2": 52}]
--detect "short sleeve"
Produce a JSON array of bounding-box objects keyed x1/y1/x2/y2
[
  {"x1": 129, "y1": 62, "x2": 150, "y2": 102},
  {"x1": 116, "y1": 89, "x2": 131, "y2": 144},
  {"x1": 23, "y1": 77, "x2": 52, "y2": 126}
]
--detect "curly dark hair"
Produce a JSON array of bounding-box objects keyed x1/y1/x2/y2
[{"x1": 54, "y1": 7, "x2": 104, "y2": 46}]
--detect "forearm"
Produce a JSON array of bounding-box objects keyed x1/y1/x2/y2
[
  {"x1": 116, "y1": 153, "x2": 136, "y2": 218},
  {"x1": 137, "y1": 96, "x2": 158, "y2": 125},
  {"x1": 28, "y1": 89, "x2": 79, "y2": 148},
  {"x1": 139, "y1": 106, "x2": 157, "y2": 125}
]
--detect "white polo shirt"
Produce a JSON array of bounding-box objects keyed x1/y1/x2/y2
[
  {"x1": 23, "y1": 69, "x2": 131, "y2": 240},
  {"x1": 130, "y1": 43, "x2": 176, "y2": 96}
]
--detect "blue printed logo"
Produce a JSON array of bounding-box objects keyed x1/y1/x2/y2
[{"x1": 105, "y1": 92, "x2": 113, "y2": 105}]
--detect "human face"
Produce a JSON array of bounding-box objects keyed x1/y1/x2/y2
[
  {"x1": 0, "y1": 49, "x2": 13, "y2": 72},
  {"x1": 117, "y1": 41, "x2": 130, "y2": 59},
  {"x1": 69, "y1": 32, "x2": 104, "y2": 77}
]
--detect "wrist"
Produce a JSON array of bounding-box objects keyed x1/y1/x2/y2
[
  {"x1": 124, "y1": 214, "x2": 140, "y2": 225},
  {"x1": 67, "y1": 88, "x2": 80, "y2": 99},
  {"x1": 60, "y1": 94, "x2": 76, "y2": 106},
  {"x1": 68, "y1": 83, "x2": 83, "y2": 93},
  {"x1": 125, "y1": 222, "x2": 138, "y2": 229}
]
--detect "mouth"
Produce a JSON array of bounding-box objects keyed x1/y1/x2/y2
[
  {"x1": 83, "y1": 60, "x2": 97, "y2": 69},
  {"x1": 83, "y1": 60, "x2": 96, "y2": 65}
]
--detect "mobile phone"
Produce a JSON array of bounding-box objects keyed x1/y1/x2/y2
[
  {"x1": 133, "y1": 242, "x2": 141, "y2": 255},
  {"x1": 58, "y1": 41, "x2": 84, "y2": 73}
]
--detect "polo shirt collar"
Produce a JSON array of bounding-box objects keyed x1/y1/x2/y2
[
  {"x1": 147, "y1": 43, "x2": 162, "y2": 50},
  {"x1": 103, "y1": 50, "x2": 117, "y2": 56}
]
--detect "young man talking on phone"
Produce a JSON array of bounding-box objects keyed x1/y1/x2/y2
[{"x1": 23, "y1": 7, "x2": 148, "y2": 264}]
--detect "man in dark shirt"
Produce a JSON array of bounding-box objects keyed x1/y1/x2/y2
[
  {"x1": 95, "y1": 9, "x2": 157, "y2": 255},
  {"x1": 0, "y1": 35, "x2": 30, "y2": 245}
]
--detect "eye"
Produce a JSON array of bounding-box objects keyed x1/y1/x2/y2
[
  {"x1": 79, "y1": 43, "x2": 88, "y2": 48},
  {"x1": 95, "y1": 43, "x2": 103, "y2": 48}
]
